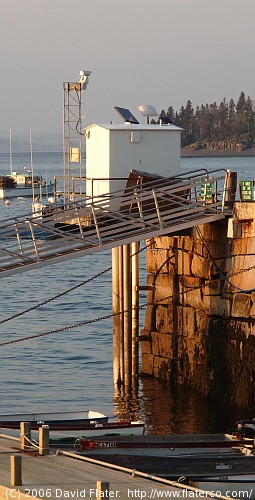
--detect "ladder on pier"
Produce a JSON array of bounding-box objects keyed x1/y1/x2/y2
[{"x1": 0, "y1": 169, "x2": 229, "y2": 278}]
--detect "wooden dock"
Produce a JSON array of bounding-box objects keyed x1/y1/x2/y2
[{"x1": 0, "y1": 435, "x2": 230, "y2": 500}]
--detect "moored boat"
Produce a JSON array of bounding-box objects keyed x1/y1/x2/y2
[
  {"x1": 190, "y1": 474, "x2": 255, "y2": 499},
  {"x1": 79, "y1": 433, "x2": 244, "y2": 456},
  {"x1": 235, "y1": 419, "x2": 255, "y2": 438},
  {"x1": 0, "y1": 410, "x2": 145, "y2": 438},
  {"x1": 77, "y1": 434, "x2": 255, "y2": 479},
  {"x1": 0, "y1": 172, "x2": 54, "y2": 199},
  {"x1": 0, "y1": 409, "x2": 108, "y2": 430}
]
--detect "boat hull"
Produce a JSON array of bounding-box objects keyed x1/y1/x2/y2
[
  {"x1": 191, "y1": 476, "x2": 255, "y2": 499},
  {"x1": 0, "y1": 183, "x2": 54, "y2": 199},
  {"x1": 76, "y1": 452, "x2": 255, "y2": 479},
  {"x1": 79, "y1": 433, "x2": 243, "y2": 456},
  {"x1": 78, "y1": 434, "x2": 255, "y2": 479},
  {"x1": 0, "y1": 410, "x2": 144, "y2": 438},
  {"x1": 48, "y1": 422, "x2": 145, "y2": 441},
  {"x1": 0, "y1": 410, "x2": 108, "y2": 429}
]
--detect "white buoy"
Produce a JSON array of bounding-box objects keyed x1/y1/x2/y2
[{"x1": 5, "y1": 199, "x2": 10, "y2": 206}]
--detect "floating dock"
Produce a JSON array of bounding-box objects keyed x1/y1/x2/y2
[{"x1": 0, "y1": 434, "x2": 235, "y2": 500}]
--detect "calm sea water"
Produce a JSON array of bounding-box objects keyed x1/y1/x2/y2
[{"x1": 0, "y1": 152, "x2": 254, "y2": 434}]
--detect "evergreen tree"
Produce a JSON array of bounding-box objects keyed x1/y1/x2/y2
[{"x1": 166, "y1": 91, "x2": 255, "y2": 148}]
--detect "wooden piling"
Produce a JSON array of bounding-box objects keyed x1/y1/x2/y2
[
  {"x1": 118, "y1": 245, "x2": 124, "y2": 383},
  {"x1": 224, "y1": 170, "x2": 237, "y2": 208},
  {"x1": 10, "y1": 455, "x2": 22, "y2": 486},
  {"x1": 131, "y1": 241, "x2": 139, "y2": 379},
  {"x1": 123, "y1": 244, "x2": 132, "y2": 389},
  {"x1": 20, "y1": 421, "x2": 31, "y2": 451},
  {"x1": 39, "y1": 425, "x2": 49, "y2": 456},
  {"x1": 112, "y1": 246, "x2": 120, "y2": 386},
  {"x1": 112, "y1": 243, "x2": 140, "y2": 390},
  {"x1": 96, "y1": 480, "x2": 109, "y2": 499}
]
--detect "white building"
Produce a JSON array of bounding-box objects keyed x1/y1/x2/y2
[{"x1": 85, "y1": 122, "x2": 182, "y2": 204}]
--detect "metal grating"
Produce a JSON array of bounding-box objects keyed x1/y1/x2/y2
[{"x1": 0, "y1": 169, "x2": 229, "y2": 278}]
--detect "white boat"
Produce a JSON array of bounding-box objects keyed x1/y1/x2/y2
[
  {"x1": 0, "y1": 171, "x2": 54, "y2": 199},
  {"x1": 0, "y1": 129, "x2": 54, "y2": 199},
  {"x1": 0, "y1": 409, "x2": 108, "y2": 429},
  {"x1": 0, "y1": 409, "x2": 145, "y2": 439}
]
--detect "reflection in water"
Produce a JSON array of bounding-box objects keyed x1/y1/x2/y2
[{"x1": 113, "y1": 376, "x2": 254, "y2": 435}]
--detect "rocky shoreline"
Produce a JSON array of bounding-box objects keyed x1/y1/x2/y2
[{"x1": 181, "y1": 147, "x2": 255, "y2": 157}]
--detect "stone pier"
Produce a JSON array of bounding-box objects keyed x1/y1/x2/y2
[{"x1": 141, "y1": 202, "x2": 255, "y2": 408}]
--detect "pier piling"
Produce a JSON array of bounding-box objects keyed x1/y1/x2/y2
[
  {"x1": 112, "y1": 243, "x2": 140, "y2": 390},
  {"x1": 39, "y1": 425, "x2": 49, "y2": 456},
  {"x1": 131, "y1": 241, "x2": 139, "y2": 382},
  {"x1": 10, "y1": 455, "x2": 22, "y2": 486},
  {"x1": 123, "y1": 243, "x2": 132, "y2": 389},
  {"x1": 96, "y1": 480, "x2": 110, "y2": 499},
  {"x1": 112, "y1": 246, "x2": 121, "y2": 386},
  {"x1": 20, "y1": 422, "x2": 31, "y2": 451}
]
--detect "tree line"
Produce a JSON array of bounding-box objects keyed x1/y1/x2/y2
[{"x1": 158, "y1": 91, "x2": 255, "y2": 150}]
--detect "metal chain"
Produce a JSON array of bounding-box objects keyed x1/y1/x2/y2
[
  {"x1": 0, "y1": 266, "x2": 112, "y2": 326},
  {"x1": 195, "y1": 226, "x2": 255, "y2": 293},
  {"x1": 0, "y1": 243, "x2": 149, "y2": 327},
  {"x1": 0, "y1": 305, "x2": 148, "y2": 347},
  {"x1": 1, "y1": 238, "x2": 253, "y2": 347}
]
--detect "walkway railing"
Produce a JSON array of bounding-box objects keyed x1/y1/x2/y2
[{"x1": 0, "y1": 169, "x2": 231, "y2": 277}]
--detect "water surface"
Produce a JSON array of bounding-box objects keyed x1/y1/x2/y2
[{"x1": 0, "y1": 153, "x2": 254, "y2": 432}]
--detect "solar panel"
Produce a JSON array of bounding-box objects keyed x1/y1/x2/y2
[
  {"x1": 159, "y1": 115, "x2": 173, "y2": 125},
  {"x1": 114, "y1": 106, "x2": 139, "y2": 124}
]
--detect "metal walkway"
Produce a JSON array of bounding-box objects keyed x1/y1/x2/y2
[{"x1": 0, "y1": 169, "x2": 229, "y2": 278}]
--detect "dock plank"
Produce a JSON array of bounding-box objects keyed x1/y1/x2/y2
[{"x1": 0, "y1": 437, "x2": 198, "y2": 500}]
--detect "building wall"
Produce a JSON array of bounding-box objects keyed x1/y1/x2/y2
[
  {"x1": 85, "y1": 124, "x2": 181, "y2": 205},
  {"x1": 86, "y1": 126, "x2": 111, "y2": 200},
  {"x1": 109, "y1": 128, "x2": 181, "y2": 179},
  {"x1": 141, "y1": 203, "x2": 255, "y2": 408}
]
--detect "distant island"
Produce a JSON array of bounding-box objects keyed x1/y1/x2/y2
[
  {"x1": 159, "y1": 91, "x2": 255, "y2": 156},
  {"x1": 181, "y1": 146, "x2": 255, "y2": 157}
]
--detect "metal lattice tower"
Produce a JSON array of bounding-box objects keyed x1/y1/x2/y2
[{"x1": 62, "y1": 71, "x2": 91, "y2": 204}]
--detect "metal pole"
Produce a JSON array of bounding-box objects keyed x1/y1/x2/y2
[
  {"x1": 112, "y1": 246, "x2": 120, "y2": 386},
  {"x1": 131, "y1": 241, "x2": 139, "y2": 381}
]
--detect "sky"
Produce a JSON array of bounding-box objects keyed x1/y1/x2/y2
[{"x1": 1, "y1": 0, "x2": 255, "y2": 142}]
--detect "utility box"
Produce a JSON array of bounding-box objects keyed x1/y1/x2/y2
[{"x1": 85, "y1": 123, "x2": 182, "y2": 206}]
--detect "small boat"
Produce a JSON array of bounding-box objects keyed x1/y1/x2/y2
[
  {"x1": 0, "y1": 171, "x2": 54, "y2": 199},
  {"x1": 79, "y1": 433, "x2": 244, "y2": 456},
  {"x1": 235, "y1": 419, "x2": 255, "y2": 438},
  {"x1": 190, "y1": 474, "x2": 255, "y2": 499},
  {"x1": 0, "y1": 130, "x2": 54, "y2": 199},
  {"x1": 0, "y1": 410, "x2": 145, "y2": 438},
  {"x1": 0, "y1": 409, "x2": 108, "y2": 429},
  {"x1": 77, "y1": 433, "x2": 255, "y2": 479}
]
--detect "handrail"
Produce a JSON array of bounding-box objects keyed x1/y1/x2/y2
[{"x1": 0, "y1": 170, "x2": 230, "y2": 277}]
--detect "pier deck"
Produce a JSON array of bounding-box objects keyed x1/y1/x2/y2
[{"x1": 0, "y1": 436, "x2": 201, "y2": 500}]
